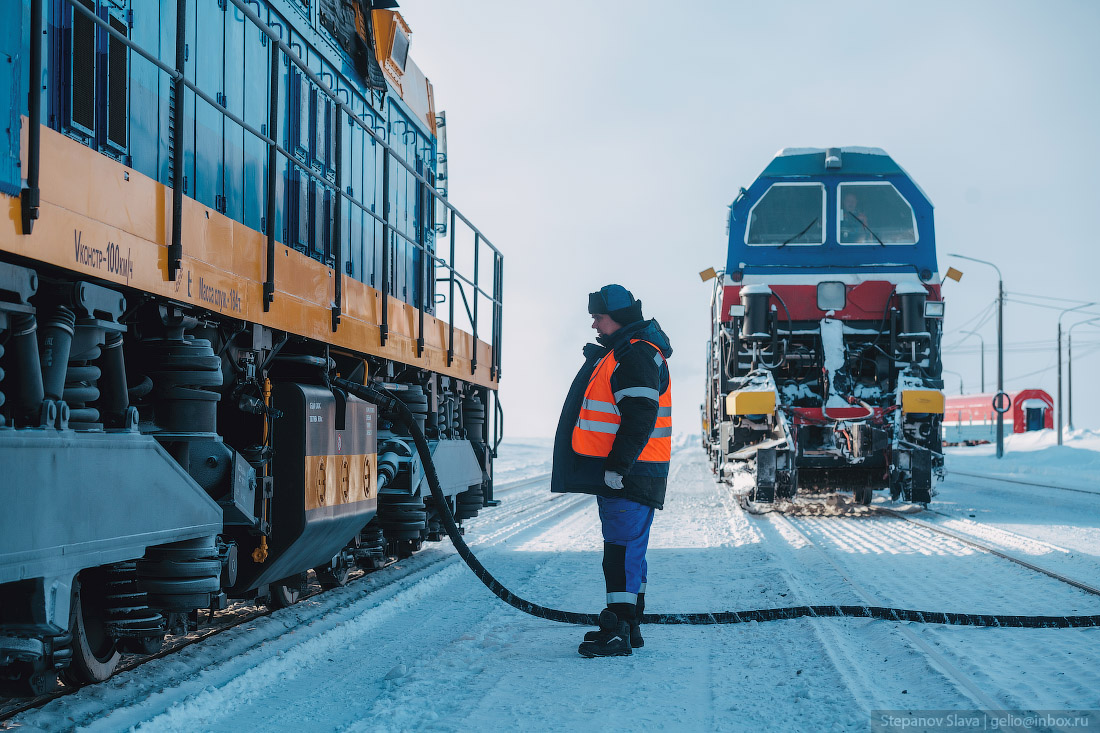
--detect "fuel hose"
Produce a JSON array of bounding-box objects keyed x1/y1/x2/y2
[{"x1": 334, "y1": 378, "x2": 1100, "y2": 630}]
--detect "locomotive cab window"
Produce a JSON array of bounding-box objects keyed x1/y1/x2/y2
[
  {"x1": 837, "y1": 182, "x2": 917, "y2": 245},
  {"x1": 745, "y1": 183, "x2": 825, "y2": 246},
  {"x1": 391, "y1": 27, "x2": 410, "y2": 71}
]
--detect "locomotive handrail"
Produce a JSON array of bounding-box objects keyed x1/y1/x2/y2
[
  {"x1": 59, "y1": 0, "x2": 502, "y2": 371},
  {"x1": 169, "y1": 0, "x2": 187, "y2": 280},
  {"x1": 222, "y1": 0, "x2": 502, "y2": 256},
  {"x1": 20, "y1": 0, "x2": 43, "y2": 236},
  {"x1": 61, "y1": 0, "x2": 506, "y2": 288},
  {"x1": 437, "y1": 274, "x2": 476, "y2": 332}
]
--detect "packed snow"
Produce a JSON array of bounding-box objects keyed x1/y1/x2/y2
[
  {"x1": 819, "y1": 317, "x2": 850, "y2": 408},
  {"x1": 6, "y1": 431, "x2": 1100, "y2": 732}
]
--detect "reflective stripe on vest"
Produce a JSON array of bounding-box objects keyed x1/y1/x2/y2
[{"x1": 572, "y1": 339, "x2": 672, "y2": 462}]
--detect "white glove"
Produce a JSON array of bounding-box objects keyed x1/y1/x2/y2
[{"x1": 603, "y1": 471, "x2": 624, "y2": 490}]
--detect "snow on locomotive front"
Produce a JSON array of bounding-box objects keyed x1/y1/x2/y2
[{"x1": 703, "y1": 147, "x2": 945, "y2": 505}]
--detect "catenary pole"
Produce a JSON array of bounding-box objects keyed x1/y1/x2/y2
[
  {"x1": 1057, "y1": 303, "x2": 1094, "y2": 445},
  {"x1": 941, "y1": 369, "x2": 964, "y2": 396},
  {"x1": 951, "y1": 254, "x2": 1004, "y2": 458},
  {"x1": 1068, "y1": 318, "x2": 1100, "y2": 431}
]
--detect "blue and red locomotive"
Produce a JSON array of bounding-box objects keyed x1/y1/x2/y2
[
  {"x1": 702, "y1": 147, "x2": 946, "y2": 505},
  {"x1": 0, "y1": 0, "x2": 504, "y2": 695}
]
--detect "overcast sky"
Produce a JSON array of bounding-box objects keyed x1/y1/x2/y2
[{"x1": 400, "y1": 0, "x2": 1100, "y2": 437}]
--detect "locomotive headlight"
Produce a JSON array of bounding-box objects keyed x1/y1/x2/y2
[
  {"x1": 924, "y1": 301, "x2": 945, "y2": 318},
  {"x1": 817, "y1": 281, "x2": 846, "y2": 311}
]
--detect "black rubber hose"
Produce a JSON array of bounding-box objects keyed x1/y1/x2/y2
[
  {"x1": 334, "y1": 377, "x2": 1100, "y2": 630},
  {"x1": 336, "y1": 377, "x2": 595, "y2": 624}
]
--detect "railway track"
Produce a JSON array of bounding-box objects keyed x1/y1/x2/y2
[
  {"x1": 738, "y1": 471, "x2": 1100, "y2": 600},
  {"x1": 0, "y1": 473, "x2": 560, "y2": 724},
  {"x1": 947, "y1": 470, "x2": 1100, "y2": 497},
  {"x1": 878, "y1": 508, "x2": 1100, "y2": 598},
  {"x1": 768, "y1": 510, "x2": 1018, "y2": 718},
  {"x1": 750, "y1": 498, "x2": 1100, "y2": 723}
]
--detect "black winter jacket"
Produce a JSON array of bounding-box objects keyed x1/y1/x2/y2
[{"x1": 551, "y1": 319, "x2": 673, "y2": 509}]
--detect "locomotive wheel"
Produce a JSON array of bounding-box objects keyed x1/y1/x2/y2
[
  {"x1": 59, "y1": 577, "x2": 122, "y2": 686},
  {"x1": 266, "y1": 575, "x2": 306, "y2": 609},
  {"x1": 396, "y1": 538, "x2": 423, "y2": 559},
  {"x1": 777, "y1": 469, "x2": 798, "y2": 500},
  {"x1": 314, "y1": 560, "x2": 351, "y2": 590}
]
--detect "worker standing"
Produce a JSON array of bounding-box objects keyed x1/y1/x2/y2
[{"x1": 551, "y1": 284, "x2": 673, "y2": 657}]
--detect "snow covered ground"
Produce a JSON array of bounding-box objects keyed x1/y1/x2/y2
[{"x1": 7, "y1": 432, "x2": 1100, "y2": 732}]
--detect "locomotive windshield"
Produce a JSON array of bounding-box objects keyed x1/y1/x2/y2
[
  {"x1": 745, "y1": 183, "x2": 825, "y2": 246},
  {"x1": 838, "y1": 182, "x2": 917, "y2": 244}
]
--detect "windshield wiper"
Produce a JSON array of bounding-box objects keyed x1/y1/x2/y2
[
  {"x1": 778, "y1": 217, "x2": 819, "y2": 248},
  {"x1": 843, "y1": 208, "x2": 885, "y2": 246}
]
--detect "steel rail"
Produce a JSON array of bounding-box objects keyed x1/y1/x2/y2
[
  {"x1": 947, "y1": 470, "x2": 1100, "y2": 497},
  {"x1": 0, "y1": 473, "x2": 551, "y2": 721},
  {"x1": 0, "y1": 557, "x2": 409, "y2": 721},
  {"x1": 772, "y1": 512, "x2": 1018, "y2": 722},
  {"x1": 877, "y1": 507, "x2": 1100, "y2": 598}
]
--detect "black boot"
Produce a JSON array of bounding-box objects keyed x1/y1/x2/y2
[
  {"x1": 584, "y1": 602, "x2": 644, "y2": 648},
  {"x1": 578, "y1": 608, "x2": 632, "y2": 658}
]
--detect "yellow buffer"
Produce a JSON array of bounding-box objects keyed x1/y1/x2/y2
[
  {"x1": 901, "y1": 390, "x2": 945, "y2": 414},
  {"x1": 726, "y1": 390, "x2": 776, "y2": 416}
]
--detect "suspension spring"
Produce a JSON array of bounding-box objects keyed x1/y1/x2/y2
[{"x1": 103, "y1": 562, "x2": 165, "y2": 641}]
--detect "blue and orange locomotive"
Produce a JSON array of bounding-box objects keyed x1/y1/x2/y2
[{"x1": 0, "y1": 0, "x2": 504, "y2": 695}]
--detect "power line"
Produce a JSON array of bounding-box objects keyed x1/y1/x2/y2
[
  {"x1": 942, "y1": 299, "x2": 997, "y2": 349},
  {"x1": 1006, "y1": 290, "x2": 1095, "y2": 305},
  {"x1": 945, "y1": 338, "x2": 1100, "y2": 352},
  {"x1": 1004, "y1": 356, "x2": 1058, "y2": 384},
  {"x1": 1001, "y1": 343, "x2": 1100, "y2": 385},
  {"x1": 1002, "y1": 298, "x2": 1100, "y2": 318},
  {"x1": 943, "y1": 308, "x2": 997, "y2": 352},
  {"x1": 946, "y1": 340, "x2": 1100, "y2": 355}
]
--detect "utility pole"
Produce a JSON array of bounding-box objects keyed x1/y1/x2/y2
[
  {"x1": 1067, "y1": 317, "x2": 1100, "y2": 433},
  {"x1": 962, "y1": 330, "x2": 985, "y2": 392},
  {"x1": 1057, "y1": 303, "x2": 1094, "y2": 445},
  {"x1": 941, "y1": 369, "x2": 964, "y2": 396},
  {"x1": 951, "y1": 254, "x2": 1004, "y2": 458}
]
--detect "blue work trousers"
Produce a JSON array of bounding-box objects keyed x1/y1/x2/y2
[{"x1": 597, "y1": 496, "x2": 654, "y2": 605}]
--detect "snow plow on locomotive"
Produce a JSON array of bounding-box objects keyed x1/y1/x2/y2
[
  {"x1": 0, "y1": 0, "x2": 503, "y2": 696},
  {"x1": 702, "y1": 147, "x2": 946, "y2": 506}
]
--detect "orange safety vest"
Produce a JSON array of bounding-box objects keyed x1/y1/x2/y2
[{"x1": 572, "y1": 339, "x2": 672, "y2": 462}]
